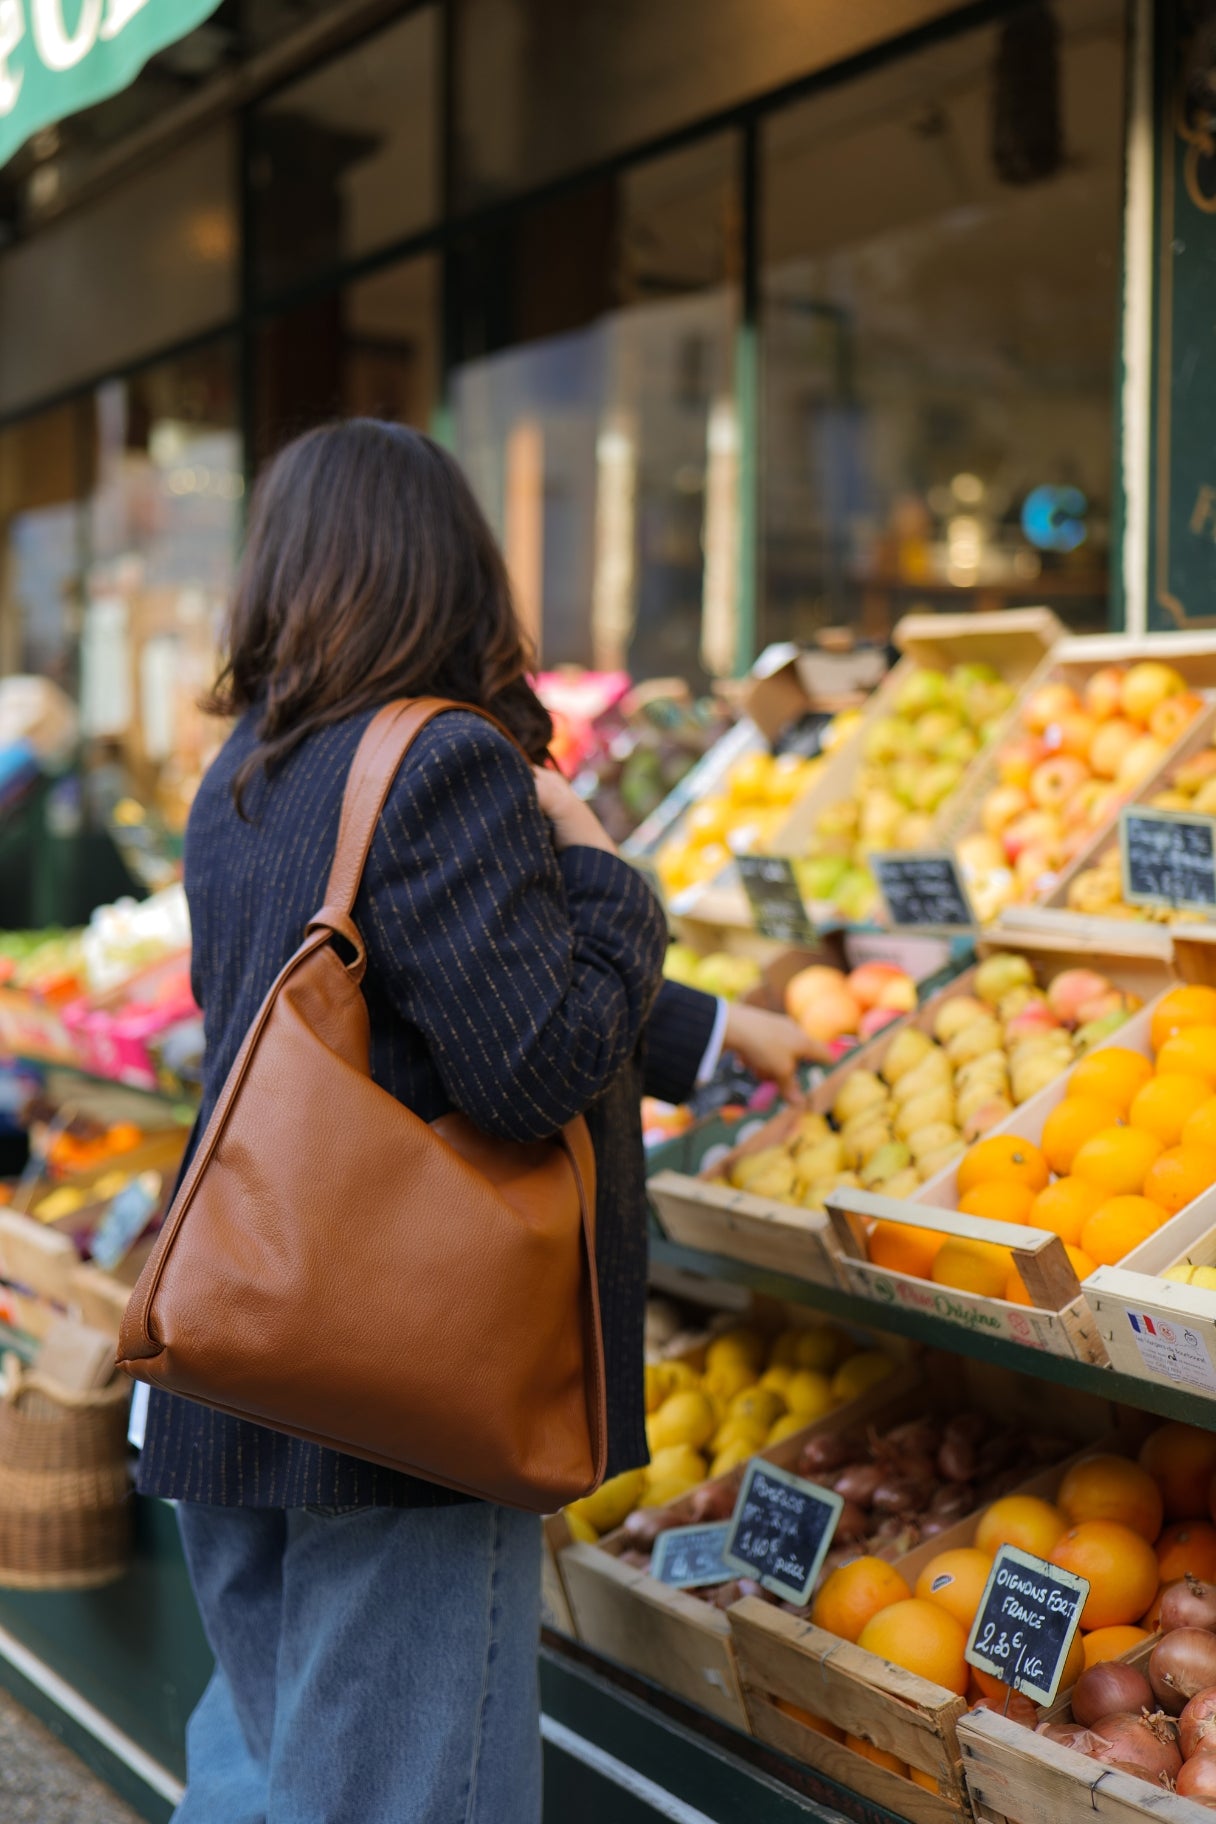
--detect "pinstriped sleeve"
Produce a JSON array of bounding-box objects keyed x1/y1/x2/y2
[{"x1": 362, "y1": 713, "x2": 667, "y2": 1141}]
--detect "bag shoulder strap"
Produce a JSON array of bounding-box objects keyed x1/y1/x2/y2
[{"x1": 314, "y1": 698, "x2": 522, "y2": 951}]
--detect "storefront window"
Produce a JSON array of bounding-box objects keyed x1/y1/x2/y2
[
  {"x1": 84, "y1": 342, "x2": 241, "y2": 825},
  {"x1": 451, "y1": 0, "x2": 965, "y2": 207},
  {"x1": 759, "y1": 0, "x2": 1125, "y2": 647},
  {"x1": 255, "y1": 255, "x2": 440, "y2": 460},
  {"x1": 249, "y1": 8, "x2": 439, "y2": 302},
  {"x1": 0, "y1": 403, "x2": 90, "y2": 686},
  {"x1": 451, "y1": 137, "x2": 741, "y2": 679}
]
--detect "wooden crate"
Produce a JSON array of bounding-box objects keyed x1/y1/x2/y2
[
  {"x1": 649, "y1": 941, "x2": 1172, "y2": 1286},
  {"x1": 560, "y1": 1372, "x2": 912, "y2": 1730},
  {"x1": 1084, "y1": 1200, "x2": 1216, "y2": 1401},
  {"x1": 681, "y1": 609, "x2": 1062, "y2": 931},
  {"x1": 828, "y1": 993, "x2": 1216, "y2": 1361}
]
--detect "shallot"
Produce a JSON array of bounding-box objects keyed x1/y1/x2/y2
[
  {"x1": 1150, "y1": 1630, "x2": 1216, "y2": 1715},
  {"x1": 833, "y1": 1463, "x2": 883, "y2": 1506},
  {"x1": 798, "y1": 1433, "x2": 857, "y2": 1476},
  {"x1": 1087, "y1": 1710, "x2": 1181, "y2": 1785},
  {"x1": 1160, "y1": 1574, "x2": 1216, "y2": 1635},
  {"x1": 1071, "y1": 1663, "x2": 1154, "y2": 1729}
]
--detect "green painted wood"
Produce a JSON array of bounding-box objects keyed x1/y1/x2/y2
[{"x1": 1148, "y1": 0, "x2": 1216, "y2": 629}]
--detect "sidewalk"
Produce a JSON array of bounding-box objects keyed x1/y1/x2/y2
[{"x1": 0, "y1": 1686, "x2": 141, "y2": 1822}]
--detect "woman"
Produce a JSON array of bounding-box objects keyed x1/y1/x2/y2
[{"x1": 141, "y1": 420, "x2": 822, "y2": 1824}]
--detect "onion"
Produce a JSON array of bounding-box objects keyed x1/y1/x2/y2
[
  {"x1": 938, "y1": 1436, "x2": 978, "y2": 1482},
  {"x1": 1181, "y1": 1690, "x2": 1216, "y2": 1760},
  {"x1": 1150, "y1": 1631, "x2": 1216, "y2": 1715},
  {"x1": 885, "y1": 1418, "x2": 942, "y2": 1455},
  {"x1": 686, "y1": 1481, "x2": 738, "y2": 1524},
  {"x1": 944, "y1": 1411, "x2": 986, "y2": 1448},
  {"x1": 706, "y1": 1580, "x2": 744, "y2": 1610},
  {"x1": 930, "y1": 1482, "x2": 976, "y2": 1519},
  {"x1": 1178, "y1": 1753, "x2": 1216, "y2": 1807},
  {"x1": 799, "y1": 1433, "x2": 859, "y2": 1475},
  {"x1": 1036, "y1": 1722, "x2": 1107, "y2": 1753},
  {"x1": 1160, "y1": 1574, "x2": 1216, "y2": 1635},
  {"x1": 833, "y1": 1463, "x2": 883, "y2": 1505},
  {"x1": 976, "y1": 1435, "x2": 1018, "y2": 1477},
  {"x1": 1072, "y1": 1663, "x2": 1155, "y2": 1728},
  {"x1": 835, "y1": 1500, "x2": 868, "y2": 1542},
  {"x1": 872, "y1": 1474, "x2": 933, "y2": 1515},
  {"x1": 972, "y1": 1693, "x2": 1039, "y2": 1728},
  {"x1": 621, "y1": 1510, "x2": 668, "y2": 1548},
  {"x1": 1088, "y1": 1711, "x2": 1181, "y2": 1784}
]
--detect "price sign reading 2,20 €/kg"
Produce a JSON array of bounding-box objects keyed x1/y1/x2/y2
[
  {"x1": 723, "y1": 1461, "x2": 843, "y2": 1606},
  {"x1": 965, "y1": 1545, "x2": 1090, "y2": 1707}
]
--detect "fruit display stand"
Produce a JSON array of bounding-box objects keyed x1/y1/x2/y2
[
  {"x1": 677, "y1": 609, "x2": 1063, "y2": 933},
  {"x1": 648, "y1": 938, "x2": 1170, "y2": 1284}
]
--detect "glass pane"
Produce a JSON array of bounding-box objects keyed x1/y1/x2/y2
[
  {"x1": 451, "y1": 137, "x2": 741, "y2": 678},
  {"x1": 0, "y1": 404, "x2": 89, "y2": 686},
  {"x1": 760, "y1": 0, "x2": 1125, "y2": 646},
  {"x1": 255, "y1": 255, "x2": 440, "y2": 461},
  {"x1": 84, "y1": 342, "x2": 241, "y2": 823},
  {"x1": 250, "y1": 8, "x2": 439, "y2": 300},
  {"x1": 0, "y1": 126, "x2": 237, "y2": 417},
  {"x1": 452, "y1": 0, "x2": 962, "y2": 206}
]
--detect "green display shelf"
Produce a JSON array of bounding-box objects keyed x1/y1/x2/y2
[{"x1": 651, "y1": 1235, "x2": 1216, "y2": 1430}]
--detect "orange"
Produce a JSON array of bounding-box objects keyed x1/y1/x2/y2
[
  {"x1": 1157, "y1": 1027, "x2": 1216, "y2": 1085},
  {"x1": 1151, "y1": 985, "x2": 1216, "y2": 1054},
  {"x1": 1057, "y1": 1454, "x2": 1164, "y2": 1541},
  {"x1": 1144, "y1": 1144, "x2": 1216, "y2": 1215},
  {"x1": 915, "y1": 1548, "x2": 992, "y2": 1629},
  {"x1": 957, "y1": 1136, "x2": 1049, "y2": 1198},
  {"x1": 868, "y1": 1222, "x2": 946, "y2": 1278},
  {"x1": 844, "y1": 1735, "x2": 907, "y2": 1775},
  {"x1": 958, "y1": 1183, "x2": 1036, "y2": 1224},
  {"x1": 1041, "y1": 1097, "x2": 1124, "y2": 1176},
  {"x1": 908, "y1": 1769, "x2": 941, "y2": 1795},
  {"x1": 1050, "y1": 1521, "x2": 1160, "y2": 1629},
  {"x1": 1004, "y1": 1244, "x2": 1095, "y2": 1305},
  {"x1": 773, "y1": 1699, "x2": 843, "y2": 1740},
  {"x1": 931, "y1": 1238, "x2": 1014, "y2": 1298},
  {"x1": 1183, "y1": 1099, "x2": 1216, "y2": 1154},
  {"x1": 1067, "y1": 1048, "x2": 1154, "y2": 1115},
  {"x1": 1157, "y1": 1520, "x2": 1216, "y2": 1582},
  {"x1": 1140, "y1": 1422, "x2": 1216, "y2": 1519},
  {"x1": 1129, "y1": 1075, "x2": 1214, "y2": 1146},
  {"x1": 1083, "y1": 1624, "x2": 1151, "y2": 1665},
  {"x1": 857, "y1": 1599, "x2": 969, "y2": 1695},
  {"x1": 1030, "y1": 1178, "x2": 1107, "y2": 1245},
  {"x1": 1081, "y1": 1196, "x2": 1169, "y2": 1266},
  {"x1": 812, "y1": 1556, "x2": 912, "y2": 1643},
  {"x1": 1061, "y1": 1627, "x2": 1087, "y2": 1690},
  {"x1": 975, "y1": 1494, "x2": 1068, "y2": 1561},
  {"x1": 1071, "y1": 1126, "x2": 1163, "y2": 1196}
]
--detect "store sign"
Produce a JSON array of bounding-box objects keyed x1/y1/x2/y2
[
  {"x1": 737, "y1": 855, "x2": 815, "y2": 944},
  {"x1": 1120, "y1": 806, "x2": 1216, "y2": 915},
  {"x1": 0, "y1": 0, "x2": 222, "y2": 171},
  {"x1": 651, "y1": 1522, "x2": 734, "y2": 1591},
  {"x1": 871, "y1": 852, "x2": 975, "y2": 931},
  {"x1": 966, "y1": 1546, "x2": 1088, "y2": 1707},
  {"x1": 723, "y1": 1460, "x2": 842, "y2": 1605}
]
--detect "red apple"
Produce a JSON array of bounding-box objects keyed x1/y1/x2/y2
[
  {"x1": 1046, "y1": 969, "x2": 1110, "y2": 1025},
  {"x1": 1089, "y1": 718, "x2": 1140, "y2": 779},
  {"x1": 1014, "y1": 847, "x2": 1058, "y2": 894},
  {"x1": 1002, "y1": 809, "x2": 1061, "y2": 863},
  {"x1": 1043, "y1": 712, "x2": 1098, "y2": 760},
  {"x1": 1150, "y1": 692, "x2": 1204, "y2": 746},
  {"x1": 1006, "y1": 1003, "x2": 1062, "y2": 1040},
  {"x1": 859, "y1": 1006, "x2": 901, "y2": 1039},
  {"x1": 1029, "y1": 755, "x2": 1089, "y2": 810},
  {"x1": 981, "y1": 784, "x2": 1031, "y2": 836},
  {"x1": 847, "y1": 962, "x2": 911, "y2": 1010},
  {"x1": 1023, "y1": 682, "x2": 1082, "y2": 735},
  {"x1": 998, "y1": 737, "x2": 1046, "y2": 790},
  {"x1": 1085, "y1": 784, "x2": 1125, "y2": 829},
  {"x1": 1083, "y1": 666, "x2": 1126, "y2": 722}
]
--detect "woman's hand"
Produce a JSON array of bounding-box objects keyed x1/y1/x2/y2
[
  {"x1": 721, "y1": 1003, "x2": 832, "y2": 1102},
  {"x1": 532, "y1": 766, "x2": 619, "y2": 855}
]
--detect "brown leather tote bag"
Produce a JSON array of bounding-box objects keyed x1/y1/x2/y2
[{"x1": 117, "y1": 699, "x2": 607, "y2": 1511}]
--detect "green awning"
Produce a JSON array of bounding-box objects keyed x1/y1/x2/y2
[{"x1": 0, "y1": 0, "x2": 223, "y2": 170}]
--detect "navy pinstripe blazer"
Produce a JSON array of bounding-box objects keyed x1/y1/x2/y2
[{"x1": 136, "y1": 705, "x2": 714, "y2": 1510}]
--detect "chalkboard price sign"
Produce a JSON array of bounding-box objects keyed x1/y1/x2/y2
[
  {"x1": 1120, "y1": 807, "x2": 1216, "y2": 916},
  {"x1": 965, "y1": 1545, "x2": 1089, "y2": 1706},
  {"x1": 871, "y1": 852, "x2": 975, "y2": 931},
  {"x1": 723, "y1": 1461, "x2": 843, "y2": 1605},
  {"x1": 650, "y1": 1522, "x2": 734, "y2": 1590},
  {"x1": 737, "y1": 855, "x2": 815, "y2": 944}
]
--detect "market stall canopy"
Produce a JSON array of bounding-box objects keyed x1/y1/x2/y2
[{"x1": 0, "y1": 0, "x2": 222, "y2": 170}]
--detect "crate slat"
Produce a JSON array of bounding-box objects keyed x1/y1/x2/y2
[{"x1": 959, "y1": 1708, "x2": 1203, "y2": 1824}]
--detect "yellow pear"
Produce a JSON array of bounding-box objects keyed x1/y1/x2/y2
[
  {"x1": 894, "y1": 1088, "x2": 956, "y2": 1139},
  {"x1": 880, "y1": 1167, "x2": 922, "y2": 1199},
  {"x1": 932, "y1": 996, "x2": 991, "y2": 1044},
  {"x1": 957, "y1": 1077, "x2": 1007, "y2": 1124},
  {"x1": 842, "y1": 1119, "x2": 892, "y2": 1169},
  {"x1": 745, "y1": 1164, "x2": 801, "y2": 1203},
  {"x1": 954, "y1": 1051, "x2": 1010, "y2": 1093},
  {"x1": 730, "y1": 1145, "x2": 793, "y2": 1191},
  {"x1": 917, "y1": 1143, "x2": 966, "y2": 1179},
  {"x1": 831, "y1": 1071, "x2": 889, "y2": 1126},
  {"x1": 860, "y1": 1140, "x2": 912, "y2": 1188},
  {"x1": 907, "y1": 1121, "x2": 962, "y2": 1162},
  {"x1": 945, "y1": 1017, "x2": 1003, "y2": 1064},
  {"x1": 793, "y1": 1136, "x2": 846, "y2": 1183},
  {"x1": 791, "y1": 1110, "x2": 832, "y2": 1148},
  {"x1": 880, "y1": 1026, "x2": 936, "y2": 1086},
  {"x1": 892, "y1": 1049, "x2": 953, "y2": 1104}
]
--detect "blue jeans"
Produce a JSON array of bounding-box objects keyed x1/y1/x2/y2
[{"x1": 174, "y1": 1501, "x2": 542, "y2": 1824}]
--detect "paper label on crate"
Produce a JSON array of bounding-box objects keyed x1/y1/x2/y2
[
  {"x1": 651, "y1": 1522, "x2": 734, "y2": 1590},
  {"x1": 966, "y1": 1546, "x2": 1089, "y2": 1706},
  {"x1": 1125, "y1": 1309, "x2": 1216, "y2": 1394},
  {"x1": 723, "y1": 1460, "x2": 842, "y2": 1605}
]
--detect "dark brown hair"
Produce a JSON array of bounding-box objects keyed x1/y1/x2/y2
[{"x1": 209, "y1": 420, "x2": 552, "y2": 811}]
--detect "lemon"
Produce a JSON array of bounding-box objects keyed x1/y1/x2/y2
[
  {"x1": 646, "y1": 1390, "x2": 716, "y2": 1455},
  {"x1": 711, "y1": 1417, "x2": 768, "y2": 1456},
  {"x1": 648, "y1": 1445, "x2": 707, "y2": 1487},
  {"x1": 792, "y1": 1327, "x2": 843, "y2": 1372},
  {"x1": 1163, "y1": 1263, "x2": 1196, "y2": 1284},
  {"x1": 767, "y1": 1412, "x2": 809, "y2": 1445},
  {"x1": 703, "y1": 1357, "x2": 756, "y2": 1403},
  {"x1": 711, "y1": 1437, "x2": 759, "y2": 1477},
  {"x1": 664, "y1": 1360, "x2": 701, "y2": 1393},
  {"x1": 564, "y1": 1511, "x2": 598, "y2": 1544},
  {"x1": 705, "y1": 1327, "x2": 765, "y2": 1373},
  {"x1": 831, "y1": 1351, "x2": 895, "y2": 1404},
  {"x1": 759, "y1": 1365, "x2": 793, "y2": 1395},
  {"x1": 639, "y1": 1474, "x2": 702, "y2": 1509},
  {"x1": 644, "y1": 1363, "x2": 671, "y2": 1413},
  {"x1": 784, "y1": 1370, "x2": 836, "y2": 1422},
  {"x1": 567, "y1": 1467, "x2": 647, "y2": 1533},
  {"x1": 728, "y1": 1386, "x2": 785, "y2": 1432},
  {"x1": 767, "y1": 1329, "x2": 804, "y2": 1368}
]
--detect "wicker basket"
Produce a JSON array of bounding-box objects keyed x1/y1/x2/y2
[{"x1": 0, "y1": 1354, "x2": 133, "y2": 1590}]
